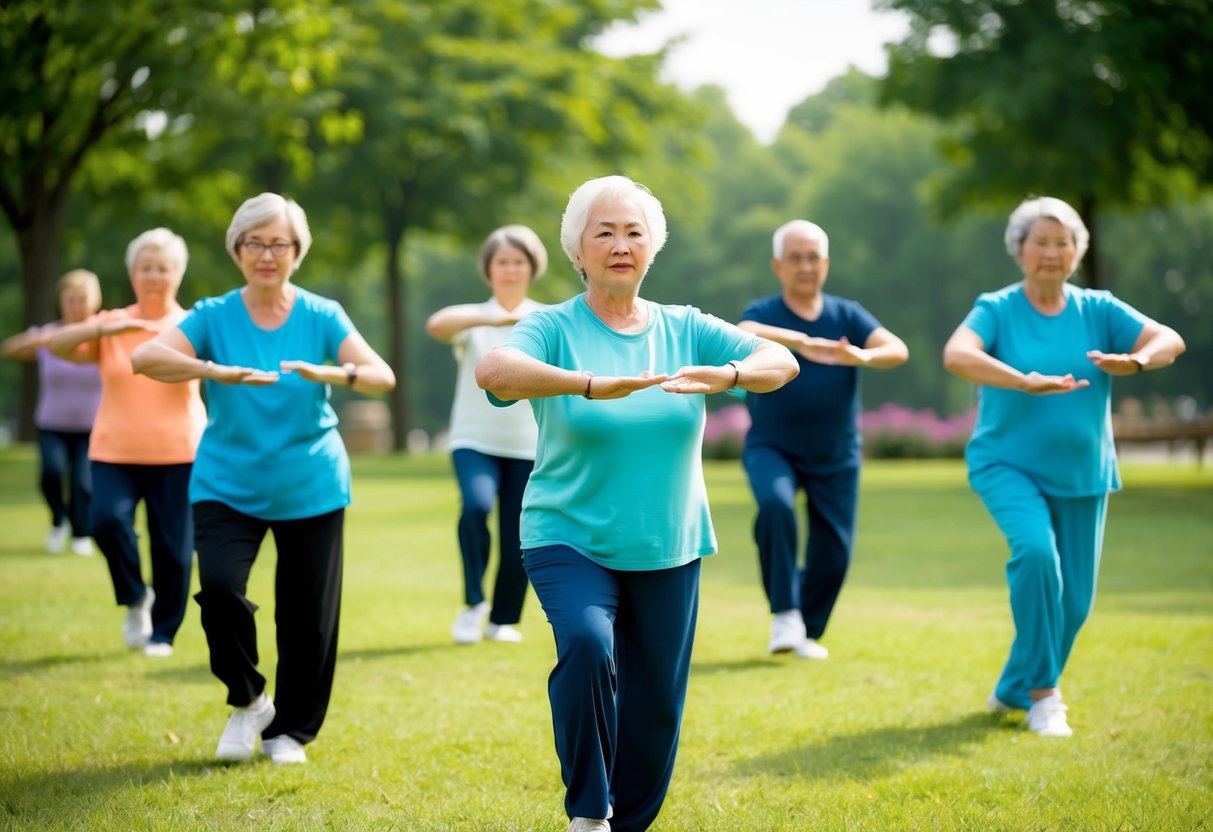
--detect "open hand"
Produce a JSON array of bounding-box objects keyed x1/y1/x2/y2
[
  {"x1": 1019, "y1": 371, "x2": 1090, "y2": 395},
  {"x1": 798, "y1": 335, "x2": 869, "y2": 366},
  {"x1": 585, "y1": 371, "x2": 670, "y2": 400}
]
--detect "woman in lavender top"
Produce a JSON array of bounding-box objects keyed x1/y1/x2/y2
[{"x1": 2, "y1": 270, "x2": 103, "y2": 555}]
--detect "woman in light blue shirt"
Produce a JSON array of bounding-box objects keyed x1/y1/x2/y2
[
  {"x1": 477, "y1": 176, "x2": 798, "y2": 832},
  {"x1": 943, "y1": 196, "x2": 1185, "y2": 738},
  {"x1": 133, "y1": 193, "x2": 395, "y2": 765}
]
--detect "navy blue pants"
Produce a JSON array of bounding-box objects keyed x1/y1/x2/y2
[
  {"x1": 90, "y1": 461, "x2": 194, "y2": 646},
  {"x1": 743, "y1": 445, "x2": 858, "y2": 639},
  {"x1": 37, "y1": 429, "x2": 91, "y2": 536},
  {"x1": 525, "y1": 545, "x2": 700, "y2": 832},
  {"x1": 193, "y1": 500, "x2": 344, "y2": 745},
  {"x1": 451, "y1": 448, "x2": 533, "y2": 625}
]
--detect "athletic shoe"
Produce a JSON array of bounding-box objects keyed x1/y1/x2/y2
[
  {"x1": 215, "y1": 692, "x2": 276, "y2": 761},
  {"x1": 45, "y1": 524, "x2": 68, "y2": 554},
  {"x1": 261, "y1": 735, "x2": 307, "y2": 764},
  {"x1": 122, "y1": 588, "x2": 155, "y2": 649},
  {"x1": 70, "y1": 537, "x2": 94, "y2": 556},
  {"x1": 566, "y1": 819, "x2": 610, "y2": 832},
  {"x1": 452, "y1": 601, "x2": 490, "y2": 644},
  {"x1": 485, "y1": 623, "x2": 523, "y2": 643},
  {"x1": 987, "y1": 692, "x2": 1016, "y2": 715},
  {"x1": 768, "y1": 610, "x2": 806, "y2": 653},
  {"x1": 1026, "y1": 694, "x2": 1073, "y2": 738},
  {"x1": 793, "y1": 638, "x2": 829, "y2": 660},
  {"x1": 143, "y1": 642, "x2": 174, "y2": 657}
]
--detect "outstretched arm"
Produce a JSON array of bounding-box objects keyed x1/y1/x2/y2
[
  {"x1": 132, "y1": 328, "x2": 278, "y2": 385},
  {"x1": 662, "y1": 340, "x2": 799, "y2": 395},
  {"x1": 943, "y1": 325, "x2": 1088, "y2": 395},
  {"x1": 280, "y1": 331, "x2": 396, "y2": 393},
  {"x1": 426, "y1": 304, "x2": 525, "y2": 343},
  {"x1": 476, "y1": 346, "x2": 668, "y2": 402},
  {"x1": 1087, "y1": 321, "x2": 1186, "y2": 376}
]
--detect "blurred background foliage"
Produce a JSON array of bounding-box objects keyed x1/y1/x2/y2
[{"x1": 2, "y1": 0, "x2": 1210, "y2": 447}]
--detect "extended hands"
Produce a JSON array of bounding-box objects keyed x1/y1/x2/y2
[
  {"x1": 1018, "y1": 372, "x2": 1090, "y2": 395},
  {"x1": 1085, "y1": 350, "x2": 1145, "y2": 376},
  {"x1": 797, "y1": 335, "x2": 870, "y2": 366},
  {"x1": 585, "y1": 371, "x2": 670, "y2": 400},
  {"x1": 660, "y1": 364, "x2": 737, "y2": 395},
  {"x1": 205, "y1": 362, "x2": 279, "y2": 386}
]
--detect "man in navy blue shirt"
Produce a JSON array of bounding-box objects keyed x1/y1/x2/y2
[{"x1": 739, "y1": 220, "x2": 909, "y2": 659}]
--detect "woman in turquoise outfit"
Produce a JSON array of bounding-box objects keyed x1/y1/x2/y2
[
  {"x1": 943, "y1": 196, "x2": 1185, "y2": 738},
  {"x1": 476, "y1": 175, "x2": 798, "y2": 832}
]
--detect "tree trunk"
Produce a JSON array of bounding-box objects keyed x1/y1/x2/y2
[
  {"x1": 385, "y1": 221, "x2": 409, "y2": 452},
  {"x1": 1079, "y1": 194, "x2": 1100, "y2": 290},
  {"x1": 13, "y1": 196, "x2": 70, "y2": 440}
]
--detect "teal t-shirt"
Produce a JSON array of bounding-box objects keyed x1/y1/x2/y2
[
  {"x1": 496, "y1": 294, "x2": 761, "y2": 570},
  {"x1": 178, "y1": 287, "x2": 355, "y2": 519},
  {"x1": 963, "y1": 282, "x2": 1147, "y2": 496}
]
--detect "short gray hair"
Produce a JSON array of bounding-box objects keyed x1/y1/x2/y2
[
  {"x1": 1004, "y1": 196, "x2": 1089, "y2": 265},
  {"x1": 773, "y1": 219, "x2": 829, "y2": 259},
  {"x1": 478, "y1": 225, "x2": 549, "y2": 283},
  {"x1": 559, "y1": 175, "x2": 667, "y2": 276},
  {"x1": 225, "y1": 193, "x2": 313, "y2": 271},
  {"x1": 125, "y1": 228, "x2": 188, "y2": 274}
]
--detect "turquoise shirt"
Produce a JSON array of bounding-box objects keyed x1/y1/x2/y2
[
  {"x1": 963, "y1": 283, "x2": 1147, "y2": 496},
  {"x1": 178, "y1": 287, "x2": 355, "y2": 520},
  {"x1": 495, "y1": 294, "x2": 761, "y2": 570}
]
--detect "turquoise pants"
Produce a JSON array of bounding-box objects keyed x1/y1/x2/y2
[{"x1": 970, "y1": 464, "x2": 1108, "y2": 710}]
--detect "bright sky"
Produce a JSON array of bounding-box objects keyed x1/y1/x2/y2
[{"x1": 594, "y1": 0, "x2": 912, "y2": 144}]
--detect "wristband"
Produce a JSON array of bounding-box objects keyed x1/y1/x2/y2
[
  {"x1": 345, "y1": 363, "x2": 358, "y2": 386},
  {"x1": 727, "y1": 360, "x2": 741, "y2": 388},
  {"x1": 1131, "y1": 355, "x2": 1146, "y2": 373},
  {"x1": 583, "y1": 372, "x2": 594, "y2": 399}
]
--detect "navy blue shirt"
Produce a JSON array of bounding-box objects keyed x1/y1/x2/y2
[{"x1": 740, "y1": 293, "x2": 881, "y2": 470}]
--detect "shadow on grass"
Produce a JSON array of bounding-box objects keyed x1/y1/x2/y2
[
  {"x1": 734, "y1": 712, "x2": 1005, "y2": 782},
  {"x1": 691, "y1": 657, "x2": 784, "y2": 675},
  {"x1": 0, "y1": 651, "x2": 113, "y2": 679},
  {"x1": 338, "y1": 642, "x2": 454, "y2": 662},
  {"x1": 0, "y1": 757, "x2": 278, "y2": 815}
]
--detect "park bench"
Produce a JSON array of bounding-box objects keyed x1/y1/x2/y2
[{"x1": 1112, "y1": 414, "x2": 1213, "y2": 467}]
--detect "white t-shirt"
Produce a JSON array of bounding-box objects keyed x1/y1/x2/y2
[{"x1": 447, "y1": 297, "x2": 544, "y2": 459}]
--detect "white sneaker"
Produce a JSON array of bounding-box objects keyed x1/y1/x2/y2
[
  {"x1": 793, "y1": 638, "x2": 829, "y2": 660},
  {"x1": 768, "y1": 610, "x2": 806, "y2": 653},
  {"x1": 987, "y1": 692, "x2": 1016, "y2": 715},
  {"x1": 144, "y1": 642, "x2": 174, "y2": 657},
  {"x1": 123, "y1": 588, "x2": 155, "y2": 649},
  {"x1": 261, "y1": 735, "x2": 307, "y2": 764},
  {"x1": 567, "y1": 819, "x2": 611, "y2": 832},
  {"x1": 452, "y1": 601, "x2": 490, "y2": 644},
  {"x1": 45, "y1": 524, "x2": 68, "y2": 554},
  {"x1": 216, "y1": 692, "x2": 276, "y2": 761},
  {"x1": 1026, "y1": 694, "x2": 1073, "y2": 737},
  {"x1": 70, "y1": 537, "x2": 94, "y2": 556},
  {"x1": 485, "y1": 623, "x2": 523, "y2": 643}
]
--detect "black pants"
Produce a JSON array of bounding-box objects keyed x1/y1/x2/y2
[
  {"x1": 193, "y1": 500, "x2": 344, "y2": 745},
  {"x1": 37, "y1": 429, "x2": 91, "y2": 536}
]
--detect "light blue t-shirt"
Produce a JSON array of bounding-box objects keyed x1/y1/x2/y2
[
  {"x1": 963, "y1": 282, "x2": 1147, "y2": 496},
  {"x1": 495, "y1": 294, "x2": 761, "y2": 570},
  {"x1": 178, "y1": 287, "x2": 355, "y2": 519}
]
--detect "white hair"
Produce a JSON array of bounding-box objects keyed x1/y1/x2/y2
[
  {"x1": 559, "y1": 175, "x2": 667, "y2": 276},
  {"x1": 1004, "y1": 196, "x2": 1089, "y2": 265},
  {"x1": 479, "y1": 224, "x2": 549, "y2": 283},
  {"x1": 125, "y1": 228, "x2": 188, "y2": 274},
  {"x1": 773, "y1": 219, "x2": 829, "y2": 259},
  {"x1": 225, "y1": 193, "x2": 313, "y2": 270}
]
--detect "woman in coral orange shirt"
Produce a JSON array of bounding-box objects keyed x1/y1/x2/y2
[{"x1": 51, "y1": 228, "x2": 206, "y2": 657}]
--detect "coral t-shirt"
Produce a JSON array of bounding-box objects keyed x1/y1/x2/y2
[{"x1": 88, "y1": 305, "x2": 206, "y2": 465}]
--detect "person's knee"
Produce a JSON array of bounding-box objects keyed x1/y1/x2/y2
[
  {"x1": 558, "y1": 612, "x2": 614, "y2": 672},
  {"x1": 195, "y1": 587, "x2": 257, "y2": 628},
  {"x1": 1007, "y1": 535, "x2": 1056, "y2": 574}
]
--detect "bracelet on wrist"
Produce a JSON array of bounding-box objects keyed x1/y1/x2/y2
[
  {"x1": 727, "y1": 360, "x2": 741, "y2": 388},
  {"x1": 583, "y1": 372, "x2": 594, "y2": 399},
  {"x1": 344, "y1": 363, "x2": 358, "y2": 387}
]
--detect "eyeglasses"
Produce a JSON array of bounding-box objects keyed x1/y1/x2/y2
[{"x1": 241, "y1": 240, "x2": 296, "y2": 257}]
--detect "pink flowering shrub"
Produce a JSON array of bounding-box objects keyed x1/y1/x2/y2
[
  {"x1": 701, "y1": 402, "x2": 975, "y2": 459},
  {"x1": 858, "y1": 403, "x2": 975, "y2": 459}
]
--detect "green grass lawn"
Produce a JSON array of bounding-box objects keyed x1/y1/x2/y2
[{"x1": 0, "y1": 447, "x2": 1210, "y2": 831}]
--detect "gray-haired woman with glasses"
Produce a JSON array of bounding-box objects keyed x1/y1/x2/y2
[{"x1": 133, "y1": 193, "x2": 395, "y2": 765}]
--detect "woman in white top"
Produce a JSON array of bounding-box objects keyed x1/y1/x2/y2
[{"x1": 426, "y1": 225, "x2": 549, "y2": 644}]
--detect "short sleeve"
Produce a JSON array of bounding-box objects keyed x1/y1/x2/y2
[
  {"x1": 961, "y1": 293, "x2": 1000, "y2": 350},
  {"x1": 503, "y1": 310, "x2": 556, "y2": 363},
  {"x1": 844, "y1": 301, "x2": 881, "y2": 345},
  {"x1": 178, "y1": 300, "x2": 211, "y2": 359},
  {"x1": 1096, "y1": 291, "x2": 1149, "y2": 354},
  {"x1": 693, "y1": 310, "x2": 762, "y2": 367},
  {"x1": 324, "y1": 300, "x2": 356, "y2": 361}
]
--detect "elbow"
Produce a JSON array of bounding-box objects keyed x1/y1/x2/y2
[
  {"x1": 941, "y1": 347, "x2": 963, "y2": 376},
  {"x1": 474, "y1": 360, "x2": 498, "y2": 393},
  {"x1": 129, "y1": 343, "x2": 152, "y2": 376}
]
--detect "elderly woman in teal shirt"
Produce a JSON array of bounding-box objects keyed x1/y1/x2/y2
[
  {"x1": 477, "y1": 175, "x2": 798, "y2": 832},
  {"x1": 943, "y1": 196, "x2": 1185, "y2": 738},
  {"x1": 133, "y1": 193, "x2": 395, "y2": 765}
]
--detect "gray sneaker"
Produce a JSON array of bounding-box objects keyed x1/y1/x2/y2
[{"x1": 215, "y1": 692, "x2": 276, "y2": 761}]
